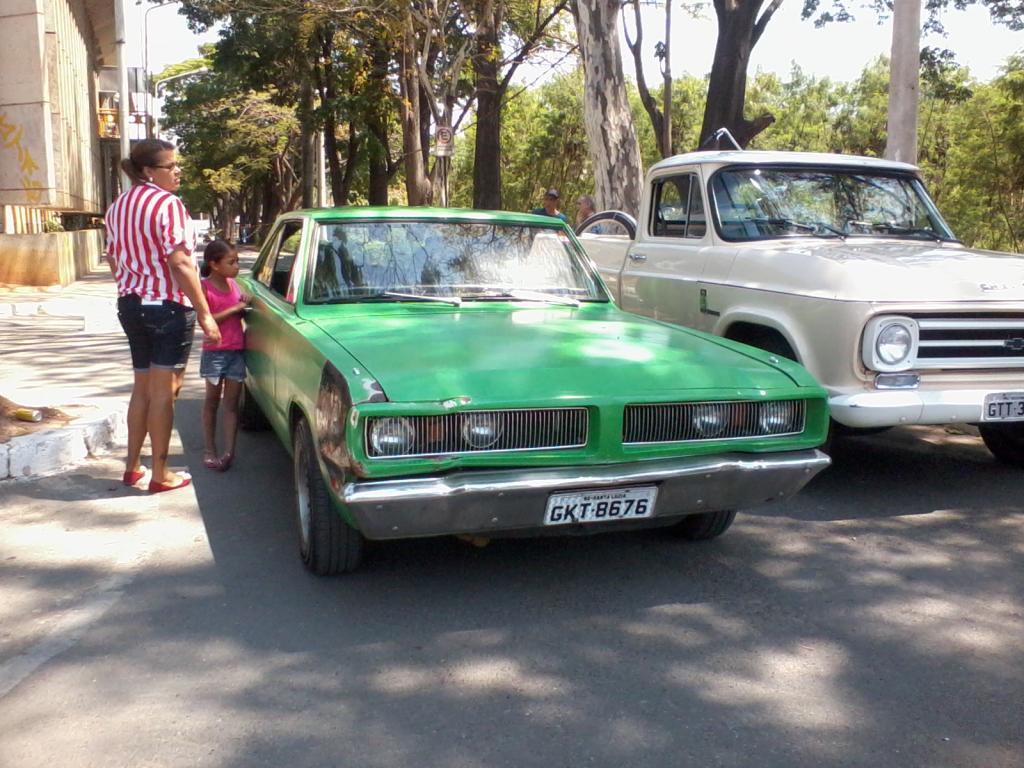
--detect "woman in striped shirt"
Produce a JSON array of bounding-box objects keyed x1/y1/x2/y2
[{"x1": 105, "y1": 139, "x2": 221, "y2": 494}]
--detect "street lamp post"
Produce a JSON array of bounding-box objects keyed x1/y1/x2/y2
[
  {"x1": 140, "y1": 0, "x2": 179, "y2": 138},
  {"x1": 151, "y1": 68, "x2": 209, "y2": 138}
]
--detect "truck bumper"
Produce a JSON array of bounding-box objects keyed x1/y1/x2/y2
[
  {"x1": 829, "y1": 388, "x2": 1010, "y2": 428},
  {"x1": 341, "y1": 450, "x2": 830, "y2": 540}
]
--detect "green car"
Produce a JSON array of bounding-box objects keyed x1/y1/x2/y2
[{"x1": 239, "y1": 207, "x2": 830, "y2": 575}]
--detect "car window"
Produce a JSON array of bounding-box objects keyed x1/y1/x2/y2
[
  {"x1": 258, "y1": 221, "x2": 303, "y2": 300},
  {"x1": 307, "y1": 220, "x2": 607, "y2": 303},
  {"x1": 650, "y1": 174, "x2": 705, "y2": 239}
]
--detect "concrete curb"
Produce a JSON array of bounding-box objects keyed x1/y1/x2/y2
[{"x1": 1, "y1": 404, "x2": 127, "y2": 482}]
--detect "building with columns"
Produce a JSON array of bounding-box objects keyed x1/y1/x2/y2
[{"x1": 0, "y1": 0, "x2": 120, "y2": 285}]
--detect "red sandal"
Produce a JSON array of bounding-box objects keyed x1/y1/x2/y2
[
  {"x1": 148, "y1": 473, "x2": 192, "y2": 494},
  {"x1": 122, "y1": 466, "x2": 149, "y2": 486}
]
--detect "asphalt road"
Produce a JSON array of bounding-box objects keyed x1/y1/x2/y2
[{"x1": 1, "y1": 386, "x2": 1022, "y2": 768}]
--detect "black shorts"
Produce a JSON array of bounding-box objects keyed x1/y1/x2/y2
[{"x1": 117, "y1": 294, "x2": 196, "y2": 371}]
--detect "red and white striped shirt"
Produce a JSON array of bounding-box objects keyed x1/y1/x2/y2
[{"x1": 105, "y1": 182, "x2": 198, "y2": 304}]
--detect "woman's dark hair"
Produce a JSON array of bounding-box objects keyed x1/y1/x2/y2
[
  {"x1": 120, "y1": 139, "x2": 175, "y2": 184},
  {"x1": 201, "y1": 238, "x2": 236, "y2": 277}
]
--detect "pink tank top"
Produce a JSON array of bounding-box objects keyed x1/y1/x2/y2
[{"x1": 202, "y1": 278, "x2": 245, "y2": 351}]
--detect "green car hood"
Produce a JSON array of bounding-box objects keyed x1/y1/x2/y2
[{"x1": 312, "y1": 306, "x2": 800, "y2": 405}]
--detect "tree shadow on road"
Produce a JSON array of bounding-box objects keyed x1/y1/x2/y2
[{"x1": 2, "y1": 411, "x2": 1022, "y2": 768}]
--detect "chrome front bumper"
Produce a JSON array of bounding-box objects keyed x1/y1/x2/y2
[
  {"x1": 341, "y1": 450, "x2": 830, "y2": 540},
  {"x1": 829, "y1": 389, "x2": 1011, "y2": 428}
]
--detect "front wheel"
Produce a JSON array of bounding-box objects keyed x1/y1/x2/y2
[
  {"x1": 979, "y1": 423, "x2": 1024, "y2": 468},
  {"x1": 293, "y1": 417, "x2": 364, "y2": 575},
  {"x1": 668, "y1": 510, "x2": 736, "y2": 540}
]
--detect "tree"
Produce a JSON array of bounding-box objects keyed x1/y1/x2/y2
[
  {"x1": 698, "y1": 0, "x2": 783, "y2": 149},
  {"x1": 159, "y1": 59, "x2": 301, "y2": 240},
  {"x1": 469, "y1": 0, "x2": 570, "y2": 209},
  {"x1": 623, "y1": 0, "x2": 677, "y2": 158},
  {"x1": 571, "y1": 0, "x2": 643, "y2": 215}
]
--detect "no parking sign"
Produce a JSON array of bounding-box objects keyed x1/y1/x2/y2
[{"x1": 434, "y1": 125, "x2": 454, "y2": 157}]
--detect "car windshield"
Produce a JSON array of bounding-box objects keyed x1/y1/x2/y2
[
  {"x1": 307, "y1": 220, "x2": 608, "y2": 304},
  {"x1": 710, "y1": 167, "x2": 957, "y2": 242}
]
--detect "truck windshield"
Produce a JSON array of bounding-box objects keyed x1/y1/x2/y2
[
  {"x1": 307, "y1": 220, "x2": 608, "y2": 304},
  {"x1": 710, "y1": 167, "x2": 957, "y2": 242}
]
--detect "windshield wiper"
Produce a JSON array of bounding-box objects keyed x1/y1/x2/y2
[
  {"x1": 871, "y1": 223, "x2": 950, "y2": 241},
  {"x1": 324, "y1": 291, "x2": 461, "y2": 306},
  {"x1": 752, "y1": 217, "x2": 845, "y2": 238},
  {"x1": 463, "y1": 289, "x2": 581, "y2": 307}
]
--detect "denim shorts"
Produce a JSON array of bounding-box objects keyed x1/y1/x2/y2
[
  {"x1": 200, "y1": 349, "x2": 246, "y2": 383},
  {"x1": 117, "y1": 295, "x2": 196, "y2": 371}
]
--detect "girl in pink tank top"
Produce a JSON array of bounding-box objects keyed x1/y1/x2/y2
[{"x1": 199, "y1": 240, "x2": 252, "y2": 471}]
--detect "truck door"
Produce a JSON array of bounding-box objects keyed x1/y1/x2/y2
[{"x1": 619, "y1": 170, "x2": 711, "y2": 330}]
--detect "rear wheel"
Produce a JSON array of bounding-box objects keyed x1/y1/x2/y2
[
  {"x1": 293, "y1": 417, "x2": 364, "y2": 575},
  {"x1": 979, "y1": 423, "x2": 1024, "y2": 468},
  {"x1": 669, "y1": 510, "x2": 736, "y2": 540},
  {"x1": 238, "y1": 383, "x2": 270, "y2": 431}
]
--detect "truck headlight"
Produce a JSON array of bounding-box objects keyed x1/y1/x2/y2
[{"x1": 862, "y1": 316, "x2": 918, "y2": 372}]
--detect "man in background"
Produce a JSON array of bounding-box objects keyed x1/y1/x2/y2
[{"x1": 531, "y1": 188, "x2": 568, "y2": 223}]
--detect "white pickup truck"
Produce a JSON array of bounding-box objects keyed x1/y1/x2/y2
[{"x1": 579, "y1": 150, "x2": 1024, "y2": 466}]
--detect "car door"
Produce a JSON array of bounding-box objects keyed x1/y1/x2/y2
[
  {"x1": 619, "y1": 169, "x2": 712, "y2": 330},
  {"x1": 245, "y1": 218, "x2": 306, "y2": 427}
]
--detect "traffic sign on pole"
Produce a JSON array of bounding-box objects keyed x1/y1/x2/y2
[{"x1": 434, "y1": 125, "x2": 454, "y2": 157}]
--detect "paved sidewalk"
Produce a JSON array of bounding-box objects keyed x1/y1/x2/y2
[{"x1": 0, "y1": 270, "x2": 130, "y2": 480}]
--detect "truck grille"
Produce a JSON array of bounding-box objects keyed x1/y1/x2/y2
[
  {"x1": 915, "y1": 315, "x2": 1024, "y2": 369},
  {"x1": 365, "y1": 408, "x2": 589, "y2": 458},
  {"x1": 623, "y1": 400, "x2": 805, "y2": 444}
]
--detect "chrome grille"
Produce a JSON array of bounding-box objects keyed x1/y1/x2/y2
[
  {"x1": 365, "y1": 408, "x2": 589, "y2": 458},
  {"x1": 915, "y1": 315, "x2": 1024, "y2": 369},
  {"x1": 623, "y1": 400, "x2": 806, "y2": 444}
]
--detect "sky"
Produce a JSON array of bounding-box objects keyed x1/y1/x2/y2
[{"x1": 126, "y1": 2, "x2": 1022, "y2": 89}]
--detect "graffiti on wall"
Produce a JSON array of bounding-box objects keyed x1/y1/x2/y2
[{"x1": 0, "y1": 111, "x2": 45, "y2": 204}]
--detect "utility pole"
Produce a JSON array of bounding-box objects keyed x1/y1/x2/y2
[
  {"x1": 886, "y1": 0, "x2": 922, "y2": 164},
  {"x1": 114, "y1": 0, "x2": 131, "y2": 187}
]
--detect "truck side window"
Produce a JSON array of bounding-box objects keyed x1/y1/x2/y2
[{"x1": 650, "y1": 173, "x2": 705, "y2": 239}]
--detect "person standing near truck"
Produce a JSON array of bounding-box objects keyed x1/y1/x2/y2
[{"x1": 531, "y1": 188, "x2": 568, "y2": 224}]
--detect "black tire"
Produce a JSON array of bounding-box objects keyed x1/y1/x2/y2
[
  {"x1": 239, "y1": 383, "x2": 270, "y2": 431},
  {"x1": 979, "y1": 423, "x2": 1024, "y2": 468},
  {"x1": 293, "y1": 417, "x2": 364, "y2": 575},
  {"x1": 669, "y1": 510, "x2": 737, "y2": 540}
]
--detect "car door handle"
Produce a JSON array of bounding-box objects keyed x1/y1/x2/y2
[{"x1": 628, "y1": 251, "x2": 647, "y2": 262}]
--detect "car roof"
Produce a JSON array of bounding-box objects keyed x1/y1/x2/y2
[
  {"x1": 288, "y1": 206, "x2": 569, "y2": 228},
  {"x1": 649, "y1": 150, "x2": 918, "y2": 175}
]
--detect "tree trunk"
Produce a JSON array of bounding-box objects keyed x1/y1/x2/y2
[
  {"x1": 299, "y1": 78, "x2": 315, "y2": 208},
  {"x1": 472, "y1": 0, "x2": 502, "y2": 210},
  {"x1": 337, "y1": 122, "x2": 359, "y2": 207},
  {"x1": 399, "y1": 8, "x2": 431, "y2": 206},
  {"x1": 885, "y1": 0, "x2": 921, "y2": 163},
  {"x1": 698, "y1": 0, "x2": 779, "y2": 149},
  {"x1": 367, "y1": 43, "x2": 391, "y2": 206},
  {"x1": 572, "y1": 0, "x2": 643, "y2": 216},
  {"x1": 625, "y1": 0, "x2": 667, "y2": 157}
]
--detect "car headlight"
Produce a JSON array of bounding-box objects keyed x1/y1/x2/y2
[
  {"x1": 862, "y1": 316, "x2": 918, "y2": 372},
  {"x1": 368, "y1": 417, "x2": 416, "y2": 457},
  {"x1": 461, "y1": 412, "x2": 503, "y2": 449},
  {"x1": 759, "y1": 401, "x2": 799, "y2": 434},
  {"x1": 691, "y1": 404, "x2": 726, "y2": 438}
]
